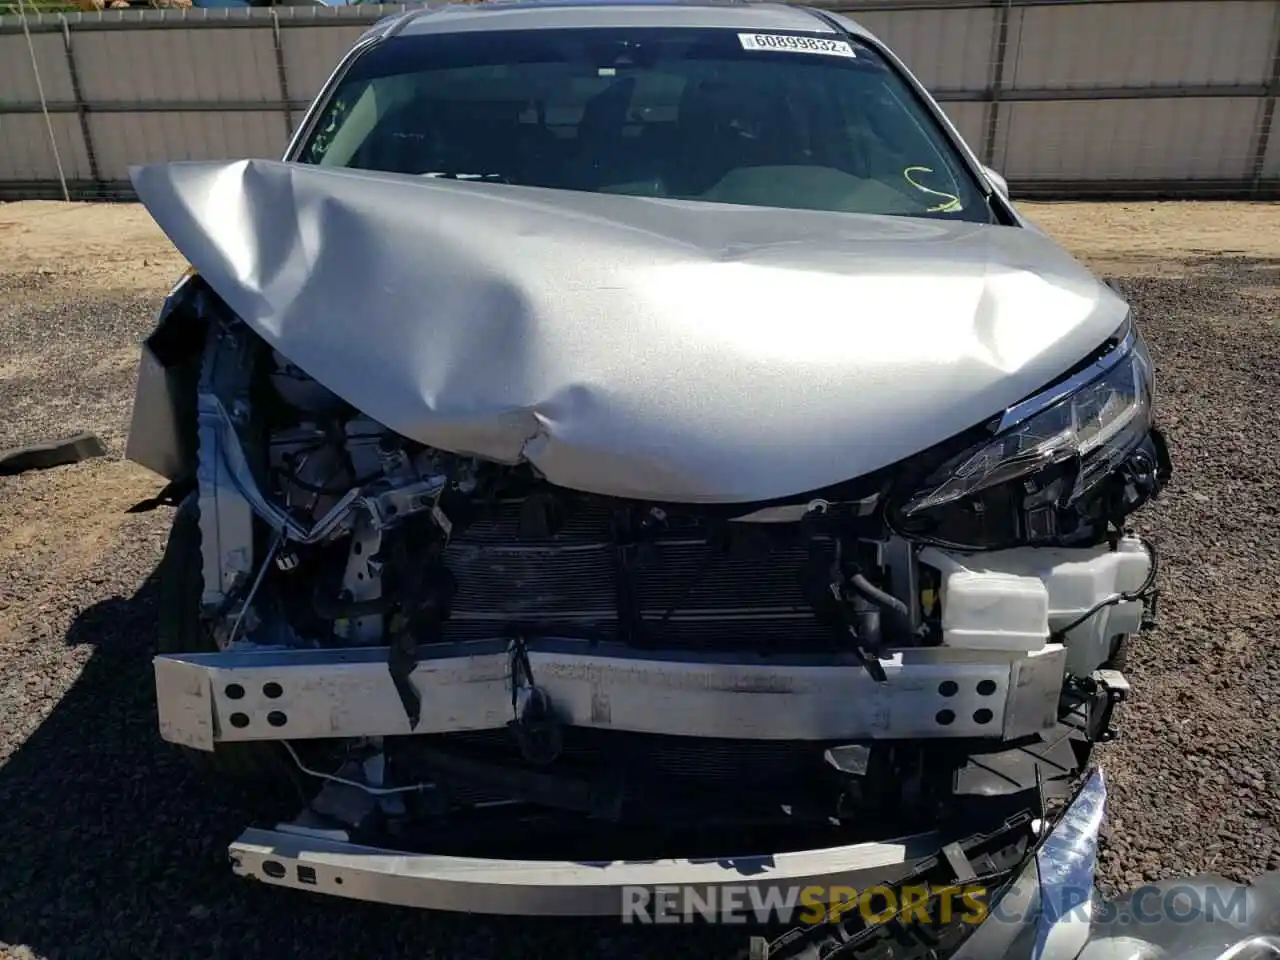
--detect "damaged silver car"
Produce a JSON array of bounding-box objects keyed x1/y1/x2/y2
[{"x1": 125, "y1": 0, "x2": 1173, "y2": 934}]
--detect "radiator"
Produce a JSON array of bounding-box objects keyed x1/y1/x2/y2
[{"x1": 440, "y1": 498, "x2": 837, "y2": 649}]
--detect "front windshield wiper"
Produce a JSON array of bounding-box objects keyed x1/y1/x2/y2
[{"x1": 420, "y1": 171, "x2": 510, "y2": 183}]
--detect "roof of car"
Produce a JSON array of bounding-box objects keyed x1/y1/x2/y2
[{"x1": 386, "y1": 0, "x2": 863, "y2": 39}]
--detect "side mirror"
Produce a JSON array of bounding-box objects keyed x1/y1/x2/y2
[{"x1": 981, "y1": 165, "x2": 1010, "y2": 199}]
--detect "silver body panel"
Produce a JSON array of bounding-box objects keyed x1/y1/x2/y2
[
  {"x1": 153, "y1": 641, "x2": 1066, "y2": 750},
  {"x1": 128, "y1": 158, "x2": 1125, "y2": 503}
]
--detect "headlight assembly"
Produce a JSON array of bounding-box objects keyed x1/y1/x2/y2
[{"x1": 895, "y1": 318, "x2": 1169, "y2": 549}]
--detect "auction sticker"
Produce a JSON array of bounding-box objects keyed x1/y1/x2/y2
[{"x1": 738, "y1": 33, "x2": 856, "y2": 58}]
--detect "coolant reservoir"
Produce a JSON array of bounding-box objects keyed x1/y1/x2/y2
[
  {"x1": 920, "y1": 537, "x2": 1151, "y2": 674},
  {"x1": 918, "y1": 548, "x2": 1049, "y2": 652}
]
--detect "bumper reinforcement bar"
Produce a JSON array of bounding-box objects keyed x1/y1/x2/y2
[
  {"x1": 229, "y1": 825, "x2": 943, "y2": 916},
  {"x1": 155, "y1": 638, "x2": 1067, "y2": 747}
]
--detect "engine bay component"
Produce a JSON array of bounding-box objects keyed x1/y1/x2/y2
[
  {"x1": 921, "y1": 550, "x2": 1051, "y2": 652},
  {"x1": 921, "y1": 537, "x2": 1154, "y2": 676}
]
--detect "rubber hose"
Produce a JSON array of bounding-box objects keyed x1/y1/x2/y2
[{"x1": 847, "y1": 572, "x2": 910, "y2": 618}]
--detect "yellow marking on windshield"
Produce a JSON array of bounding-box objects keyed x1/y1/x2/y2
[{"x1": 903, "y1": 165, "x2": 963, "y2": 213}]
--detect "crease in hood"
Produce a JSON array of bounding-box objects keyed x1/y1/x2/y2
[{"x1": 130, "y1": 158, "x2": 1128, "y2": 504}]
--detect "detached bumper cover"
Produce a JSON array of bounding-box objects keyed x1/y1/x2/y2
[{"x1": 154, "y1": 639, "x2": 1067, "y2": 748}]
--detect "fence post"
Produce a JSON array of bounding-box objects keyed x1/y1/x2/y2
[
  {"x1": 982, "y1": 0, "x2": 1014, "y2": 170},
  {"x1": 1249, "y1": 0, "x2": 1280, "y2": 196},
  {"x1": 270, "y1": 8, "x2": 294, "y2": 144},
  {"x1": 59, "y1": 13, "x2": 100, "y2": 193},
  {"x1": 16, "y1": 0, "x2": 69, "y2": 201}
]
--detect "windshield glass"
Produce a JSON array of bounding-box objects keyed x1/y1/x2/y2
[{"x1": 299, "y1": 27, "x2": 990, "y2": 222}]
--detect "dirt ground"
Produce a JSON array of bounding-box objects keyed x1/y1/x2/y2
[
  {"x1": 5, "y1": 197, "x2": 1278, "y2": 288},
  {"x1": 1024, "y1": 201, "x2": 1280, "y2": 271},
  {"x1": 0, "y1": 199, "x2": 1277, "y2": 959}
]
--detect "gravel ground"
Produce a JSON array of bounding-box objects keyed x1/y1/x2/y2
[{"x1": 0, "y1": 200, "x2": 1277, "y2": 959}]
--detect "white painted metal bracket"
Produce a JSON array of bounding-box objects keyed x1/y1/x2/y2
[
  {"x1": 229, "y1": 824, "x2": 941, "y2": 916},
  {"x1": 155, "y1": 639, "x2": 1066, "y2": 750}
]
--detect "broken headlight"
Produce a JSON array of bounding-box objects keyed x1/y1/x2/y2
[{"x1": 898, "y1": 318, "x2": 1160, "y2": 546}]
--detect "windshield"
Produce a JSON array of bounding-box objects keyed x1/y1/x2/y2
[{"x1": 298, "y1": 27, "x2": 990, "y2": 222}]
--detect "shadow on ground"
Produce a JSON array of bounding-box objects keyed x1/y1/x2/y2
[{"x1": 0, "y1": 554, "x2": 744, "y2": 960}]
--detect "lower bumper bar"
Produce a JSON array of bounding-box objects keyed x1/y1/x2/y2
[
  {"x1": 155, "y1": 638, "x2": 1066, "y2": 748},
  {"x1": 230, "y1": 825, "x2": 942, "y2": 916}
]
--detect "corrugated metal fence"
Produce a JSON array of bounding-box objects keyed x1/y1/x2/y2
[{"x1": 2, "y1": 0, "x2": 1279, "y2": 200}]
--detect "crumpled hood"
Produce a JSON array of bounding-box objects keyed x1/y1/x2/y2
[{"x1": 130, "y1": 158, "x2": 1126, "y2": 503}]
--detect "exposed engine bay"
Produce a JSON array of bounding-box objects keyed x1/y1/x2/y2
[
  {"x1": 138, "y1": 272, "x2": 1172, "y2": 860},
  {"x1": 118, "y1": 150, "x2": 1180, "y2": 933}
]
